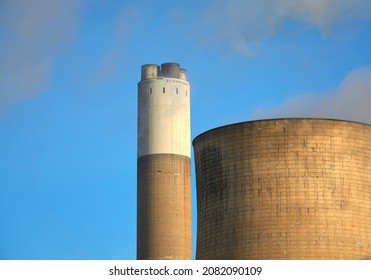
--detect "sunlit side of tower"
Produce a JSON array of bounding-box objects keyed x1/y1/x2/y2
[
  {"x1": 193, "y1": 118, "x2": 371, "y2": 259},
  {"x1": 137, "y1": 63, "x2": 192, "y2": 259}
]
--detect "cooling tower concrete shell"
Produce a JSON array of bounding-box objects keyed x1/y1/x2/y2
[
  {"x1": 193, "y1": 118, "x2": 371, "y2": 259},
  {"x1": 137, "y1": 63, "x2": 192, "y2": 260}
]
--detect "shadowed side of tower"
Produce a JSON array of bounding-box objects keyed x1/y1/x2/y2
[{"x1": 137, "y1": 63, "x2": 192, "y2": 260}]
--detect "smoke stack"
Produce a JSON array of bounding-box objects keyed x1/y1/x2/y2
[{"x1": 137, "y1": 63, "x2": 192, "y2": 259}]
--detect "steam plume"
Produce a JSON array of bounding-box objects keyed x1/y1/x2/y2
[
  {"x1": 253, "y1": 67, "x2": 371, "y2": 124},
  {"x1": 0, "y1": 0, "x2": 81, "y2": 112},
  {"x1": 202, "y1": 0, "x2": 371, "y2": 55}
]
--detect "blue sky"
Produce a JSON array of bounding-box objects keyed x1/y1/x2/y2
[{"x1": 1, "y1": 0, "x2": 371, "y2": 260}]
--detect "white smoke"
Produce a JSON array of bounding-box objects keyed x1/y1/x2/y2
[
  {"x1": 253, "y1": 67, "x2": 371, "y2": 124},
  {"x1": 93, "y1": 4, "x2": 142, "y2": 83},
  {"x1": 0, "y1": 0, "x2": 82, "y2": 112},
  {"x1": 202, "y1": 0, "x2": 371, "y2": 55}
]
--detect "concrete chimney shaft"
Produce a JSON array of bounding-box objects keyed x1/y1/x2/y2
[{"x1": 137, "y1": 63, "x2": 192, "y2": 260}]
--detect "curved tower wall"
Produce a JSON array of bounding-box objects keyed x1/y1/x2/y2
[
  {"x1": 137, "y1": 63, "x2": 192, "y2": 260},
  {"x1": 193, "y1": 118, "x2": 371, "y2": 259}
]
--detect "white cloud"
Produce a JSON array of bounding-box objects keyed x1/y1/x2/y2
[
  {"x1": 253, "y1": 67, "x2": 371, "y2": 124},
  {"x1": 0, "y1": 0, "x2": 82, "y2": 112},
  {"x1": 201, "y1": 0, "x2": 371, "y2": 55},
  {"x1": 93, "y1": 4, "x2": 142, "y2": 83}
]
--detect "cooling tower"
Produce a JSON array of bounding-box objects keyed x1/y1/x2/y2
[
  {"x1": 193, "y1": 118, "x2": 371, "y2": 259},
  {"x1": 137, "y1": 63, "x2": 192, "y2": 260}
]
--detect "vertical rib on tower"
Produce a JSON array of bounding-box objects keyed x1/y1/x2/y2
[{"x1": 137, "y1": 63, "x2": 192, "y2": 259}]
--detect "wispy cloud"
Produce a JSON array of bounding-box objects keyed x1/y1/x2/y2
[
  {"x1": 201, "y1": 0, "x2": 371, "y2": 55},
  {"x1": 253, "y1": 67, "x2": 371, "y2": 124},
  {"x1": 0, "y1": 0, "x2": 82, "y2": 112},
  {"x1": 92, "y1": 4, "x2": 142, "y2": 83}
]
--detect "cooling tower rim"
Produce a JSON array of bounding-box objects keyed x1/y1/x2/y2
[{"x1": 192, "y1": 117, "x2": 371, "y2": 146}]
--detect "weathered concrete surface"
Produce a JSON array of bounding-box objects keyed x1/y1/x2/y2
[
  {"x1": 137, "y1": 68, "x2": 190, "y2": 158},
  {"x1": 137, "y1": 154, "x2": 192, "y2": 260},
  {"x1": 193, "y1": 118, "x2": 371, "y2": 260},
  {"x1": 137, "y1": 63, "x2": 192, "y2": 260}
]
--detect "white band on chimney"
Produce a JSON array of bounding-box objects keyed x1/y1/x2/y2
[{"x1": 138, "y1": 77, "x2": 190, "y2": 158}]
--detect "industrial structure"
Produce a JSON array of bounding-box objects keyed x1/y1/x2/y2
[
  {"x1": 193, "y1": 118, "x2": 371, "y2": 259},
  {"x1": 136, "y1": 63, "x2": 371, "y2": 260},
  {"x1": 137, "y1": 63, "x2": 192, "y2": 259}
]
